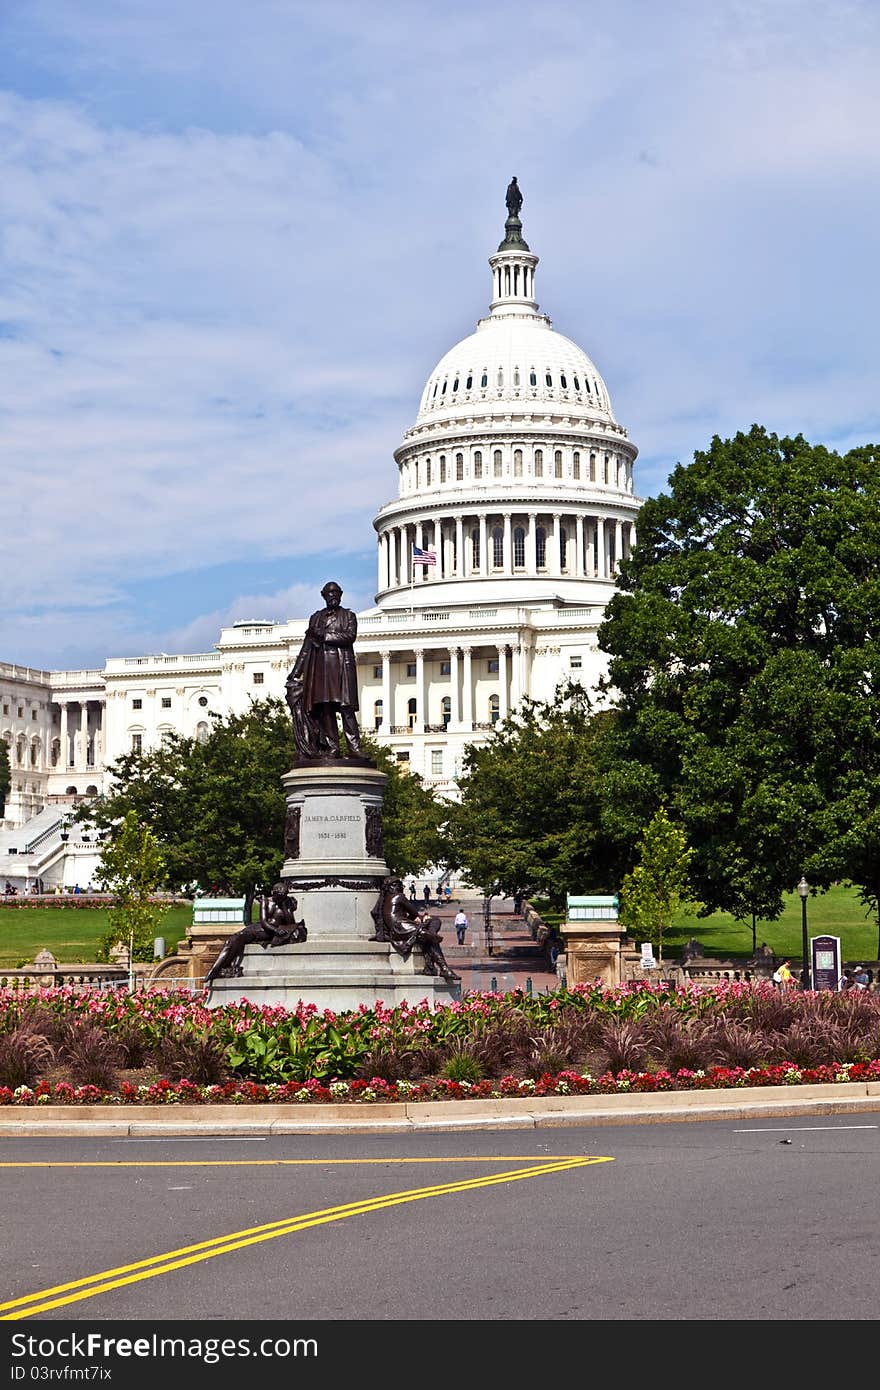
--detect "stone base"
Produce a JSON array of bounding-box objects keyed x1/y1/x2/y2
[{"x1": 204, "y1": 938, "x2": 460, "y2": 1012}]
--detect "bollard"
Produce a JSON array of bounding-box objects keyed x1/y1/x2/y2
[
  {"x1": 525, "y1": 976, "x2": 533, "y2": 996},
  {"x1": 490, "y1": 976, "x2": 498, "y2": 992}
]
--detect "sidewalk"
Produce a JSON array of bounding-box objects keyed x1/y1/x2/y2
[{"x1": 432, "y1": 893, "x2": 559, "y2": 995}]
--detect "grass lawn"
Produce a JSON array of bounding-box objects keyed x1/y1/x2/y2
[
  {"x1": 0, "y1": 905, "x2": 192, "y2": 969},
  {"x1": 535, "y1": 883, "x2": 880, "y2": 964}
]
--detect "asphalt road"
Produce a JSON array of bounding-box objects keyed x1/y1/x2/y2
[{"x1": 1, "y1": 1114, "x2": 877, "y2": 1348}]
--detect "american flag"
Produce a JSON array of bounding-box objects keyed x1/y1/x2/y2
[{"x1": 412, "y1": 545, "x2": 437, "y2": 566}]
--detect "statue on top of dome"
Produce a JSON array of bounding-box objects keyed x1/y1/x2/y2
[{"x1": 505, "y1": 176, "x2": 523, "y2": 218}]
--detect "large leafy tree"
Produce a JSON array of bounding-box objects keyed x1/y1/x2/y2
[
  {"x1": 441, "y1": 685, "x2": 653, "y2": 910},
  {"x1": 598, "y1": 426, "x2": 880, "y2": 924},
  {"x1": 88, "y1": 699, "x2": 446, "y2": 916}
]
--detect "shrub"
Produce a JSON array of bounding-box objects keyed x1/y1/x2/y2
[
  {"x1": 59, "y1": 1022, "x2": 125, "y2": 1089},
  {"x1": 0, "y1": 1030, "x2": 55, "y2": 1089},
  {"x1": 596, "y1": 1019, "x2": 651, "y2": 1076},
  {"x1": 152, "y1": 1032, "x2": 230, "y2": 1085}
]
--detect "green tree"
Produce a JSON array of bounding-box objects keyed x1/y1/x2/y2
[
  {"x1": 442, "y1": 685, "x2": 649, "y2": 910},
  {"x1": 0, "y1": 738, "x2": 10, "y2": 819},
  {"x1": 598, "y1": 426, "x2": 880, "y2": 922},
  {"x1": 96, "y1": 809, "x2": 168, "y2": 964},
  {"x1": 617, "y1": 806, "x2": 694, "y2": 967},
  {"x1": 87, "y1": 698, "x2": 296, "y2": 921}
]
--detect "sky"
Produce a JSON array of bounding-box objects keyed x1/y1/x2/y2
[{"x1": 2, "y1": 0, "x2": 879, "y2": 671}]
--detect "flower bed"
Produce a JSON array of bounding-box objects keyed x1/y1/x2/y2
[
  {"x1": 2, "y1": 979, "x2": 879, "y2": 1103},
  {"x1": 4, "y1": 1059, "x2": 880, "y2": 1107}
]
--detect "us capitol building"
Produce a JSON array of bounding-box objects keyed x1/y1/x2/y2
[{"x1": 1, "y1": 182, "x2": 642, "y2": 874}]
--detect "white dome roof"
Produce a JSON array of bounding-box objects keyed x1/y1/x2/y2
[{"x1": 415, "y1": 314, "x2": 616, "y2": 428}]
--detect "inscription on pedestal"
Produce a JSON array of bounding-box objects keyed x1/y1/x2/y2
[{"x1": 300, "y1": 800, "x2": 363, "y2": 858}]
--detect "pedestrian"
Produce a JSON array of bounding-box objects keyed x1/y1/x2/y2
[
  {"x1": 513, "y1": 891, "x2": 523, "y2": 915},
  {"x1": 773, "y1": 959, "x2": 794, "y2": 991},
  {"x1": 408, "y1": 882, "x2": 417, "y2": 902},
  {"x1": 454, "y1": 907, "x2": 468, "y2": 945},
  {"x1": 443, "y1": 883, "x2": 452, "y2": 902},
  {"x1": 839, "y1": 968, "x2": 855, "y2": 991},
  {"x1": 851, "y1": 965, "x2": 870, "y2": 991},
  {"x1": 423, "y1": 883, "x2": 431, "y2": 907}
]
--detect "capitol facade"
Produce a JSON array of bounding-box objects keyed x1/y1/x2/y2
[{"x1": 1, "y1": 184, "x2": 642, "y2": 878}]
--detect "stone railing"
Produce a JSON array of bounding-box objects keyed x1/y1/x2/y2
[{"x1": 0, "y1": 965, "x2": 133, "y2": 992}]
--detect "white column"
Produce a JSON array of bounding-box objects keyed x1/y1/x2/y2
[
  {"x1": 462, "y1": 647, "x2": 473, "y2": 726},
  {"x1": 551, "y1": 513, "x2": 562, "y2": 575},
  {"x1": 577, "y1": 515, "x2": 586, "y2": 577},
  {"x1": 79, "y1": 702, "x2": 89, "y2": 769},
  {"x1": 60, "y1": 702, "x2": 69, "y2": 769},
  {"x1": 511, "y1": 644, "x2": 523, "y2": 708},
  {"x1": 503, "y1": 512, "x2": 512, "y2": 574},
  {"x1": 415, "y1": 648, "x2": 425, "y2": 733},
  {"x1": 498, "y1": 645, "x2": 509, "y2": 718},
  {"x1": 596, "y1": 516, "x2": 606, "y2": 578},
  {"x1": 450, "y1": 646, "x2": 461, "y2": 724},
  {"x1": 615, "y1": 518, "x2": 624, "y2": 573},
  {"x1": 381, "y1": 651, "x2": 391, "y2": 734},
  {"x1": 479, "y1": 515, "x2": 488, "y2": 576},
  {"x1": 455, "y1": 515, "x2": 464, "y2": 577},
  {"x1": 629, "y1": 519, "x2": 637, "y2": 554},
  {"x1": 527, "y1": 512, "x2": 537, "y2": 574}
]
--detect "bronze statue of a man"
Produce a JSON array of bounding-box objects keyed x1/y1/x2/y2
[
  {"x1": 286, "y1": 580, "x2": 363, "y2": 758},
  {"x1": 505, "y1": 175, "x2": 523, "y2": 218}
]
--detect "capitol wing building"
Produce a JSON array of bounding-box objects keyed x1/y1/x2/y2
[{"x1": 1, "y1": 187, "x2": 641, "y2": 882}]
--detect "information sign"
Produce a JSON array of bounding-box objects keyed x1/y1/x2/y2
[{"x1": 810, "y1": 934, "x2": 841, "y2": 991}]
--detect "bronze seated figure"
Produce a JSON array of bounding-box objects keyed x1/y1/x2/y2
[{"x1": 370, "y1": 876, "x2": 460, "y2": 984}]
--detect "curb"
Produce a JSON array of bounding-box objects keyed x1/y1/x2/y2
[{"x1": 2, "y1": 1082, "x2": 880, "y2": 1136}]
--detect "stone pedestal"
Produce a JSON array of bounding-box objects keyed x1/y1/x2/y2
[
  {"x1": 205, "y1": 760, "x2": 459, "y2": 1012},
  {"x1": 560, "y1": 895, "x2": 628, "y2": 989}
]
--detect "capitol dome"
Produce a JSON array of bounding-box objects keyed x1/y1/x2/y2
[{"x1": 372, "y1": 178, "x2": 640, "y2": 610}]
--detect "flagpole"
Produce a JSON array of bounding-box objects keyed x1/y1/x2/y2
[{"x1": 410, "y1": 552, "x2": 414, "y2": 615}]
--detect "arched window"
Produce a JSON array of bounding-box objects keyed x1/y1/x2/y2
[
  {"x1": 452, "y1": 377, "x2": 459, "y2": 392},
  {"x1": 555, "y1": 450, "x2": 563, "y2": 478},
  {"x1": 196, "y1": 721, "x2": 209, "y2": 744},
  {"x1": 29, "y1": 740, "x2": 38, "y2": 767},
  {"x1": 426, "y1": 458, "x2": 431, "y2": 485},
  {"x1": 471, "y1": 527, "x2": 481, "y2": 569},
  {"x1": 513, "y1": 526, "x2": 526, "y2": 567},
  {"x1": 480, "y1": 369, "x2": 488, "y2": 388},
  {"x1": 513, "y1": 367, "x2": 520, "y2": 386},
  {"x1": 489, "y1": 694, "x2": 500, "y2": 724},
  {"x1": 473, "y1": 450, "x2": 482, "y2": 479},
  {"x1": 66, "y1": 784, "x2": 78, "y2": 795},
  {"x1": 441, "y1": 379, "x2": 447, "y2": 394},
  {"x1": 560, "y1": 526, "x2": 568, "y2": 570},
  {"x1": 536, "y1": 526, "x2": 547, "y2": 569},
  {"x1": 573, "y1": 451, "x2": 581, "y2": 480},
  {"x1": 545, "y1": 370, "x2": 552, "y2": 387},
  {"x1": 493, "y1": 449, "x2": 502, "y2": 477},
  {"x1": 573, "y1": 375, "x2": 580, "y2": 390},
  {"x1": 441, "y1": 696, "x2": 451, "y2": 728},
  {"x1": 560, "y1": 373, "x2": 567, "y2": 389},
  {"x1": 496, "y1": 367, "x2": 503, "y2": 387},
  {"x1": 585, "y1": 378, "x2": 592, "y2": 394},
  {"x1": 534, "y1": 449, "x2": 543, "y2": 478},
  {"x1": 604, "y1": 454, "x2": 610, "y2": 484},
  {"x1": 514, "y1": 448, "x2": 523, "y2": 477},
  {"x1": 456, "y1": 452, "x2": 464, "y2": 480},
  {"x1": 407, "y1": 697, "x2": 417, "y2": 730},
  {"x1": 373, "y1": 699, "x2": 383, "y2": 731},
  {"x1": 466, "y1": 373, "x2": 473, "y2": 389},
  {"x1": 439, "y1": 454, "x2": 446, "y2": 483},
  {"x1": 492, "y1": 526, "x2": 504, "y2": 568},
  {"x1": 529, "y1": 369, "x2": 537, "y2": 386},
  {"x1": 412, "y1": 460, "x2": 419, "y2": 489},
  {"x1": 432, "y1": 381, "x2": 438, "y2": 398},
  {"x1": 589, "y1": 453, "x2": 596, "y2": 482}
]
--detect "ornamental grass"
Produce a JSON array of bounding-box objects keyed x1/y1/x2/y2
[{"x1": 0, "y1": 979, "x2": 878, "y2": 1104}]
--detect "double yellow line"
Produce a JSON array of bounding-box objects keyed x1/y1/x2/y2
[{"x1": 2, "y1": 1155, "x2": 611, "y2": 1318}]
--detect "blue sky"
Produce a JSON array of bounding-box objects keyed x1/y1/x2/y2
[{"x1": 2, "y1": 0, "x2": 879, "y2": 670}]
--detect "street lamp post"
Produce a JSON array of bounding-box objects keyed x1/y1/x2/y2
[{"x1": 797, "y1": 876, "x2": 810, "y2": 990}]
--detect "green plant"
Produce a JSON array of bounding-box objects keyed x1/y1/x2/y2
[{"x1": 0, "y1": 1031, "x2": 55, "y2": 1088}]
